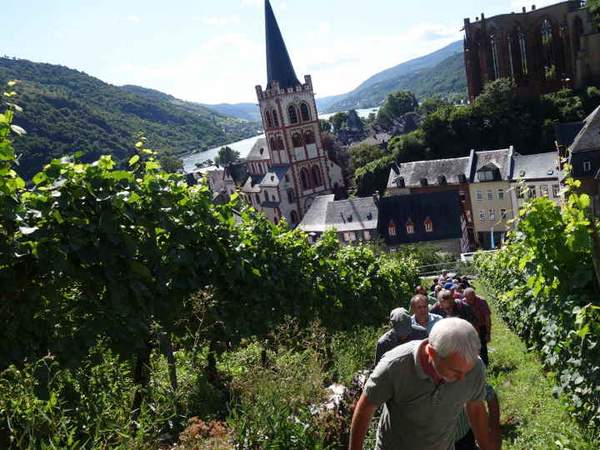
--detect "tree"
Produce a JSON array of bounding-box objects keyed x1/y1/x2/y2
[
  {"x1": 328, "y1": 112, "x2": 348, "y2": 133},
  {"x1": 214, "y1": 146, "x2": 240, "y2": 166},
  {"x1": 588, "y1": 0, "x2": 600, "y2": 29},
  {"x1": 159, "y1": 154, "x2": 183, "y2": 173},
  {"x1": 349, "y1": 143, "x2": 384, "y2": 172},
  {"x1": 376, "y1": 90, "x2": 418, "y2": 127},
  {"x1": 346, "y1": 110, "x2": 364, "y2": 131}
]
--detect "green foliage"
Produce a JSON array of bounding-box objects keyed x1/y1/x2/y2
[
  {"x1": 376, "y1": 90, "x2": 418, "y2": 127},
  {"x1": 0, "y1": 58, "x2": 258, "y2": 179},
  {"x1": 589, "y1": 0, "x2": 600, "y2": 29},
  {"x1": 214, "y1": 145, "x2": 240, "y2": 166},
  {"x1": 348, "y1": 143, "x2": 384, "y2": 171},
  {"x1": 354, "y1": 154, "x2": 394, "y2": 197},
  {"x1": 475, "y1": 177, "x2": 600, "y2": 431},
  {"x1": 328, "y1": 112, "x2": 349, "y2": 132}
]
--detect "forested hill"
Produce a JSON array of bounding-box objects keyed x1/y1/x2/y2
[
  {"x1": 317, "y1": 41, "x2": 466, "y2": 112},
  {"x1": 0, "y1": 58, "x2": 260, "y2": 179}
]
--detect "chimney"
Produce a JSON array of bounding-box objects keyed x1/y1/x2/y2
[
  {"x1": 522, "y1": 6, "x2": 526, "y2": 13},
  {"x1": 532, "y1": 4, "x2": 536, "y2": 10}
]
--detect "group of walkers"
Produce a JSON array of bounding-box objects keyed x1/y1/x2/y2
[{"x1": 349, "y1": 272, "x2": 501, "y2": 450}]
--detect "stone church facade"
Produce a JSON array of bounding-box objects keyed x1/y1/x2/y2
[
  {"x1": 464, "y1": 1, "x2": 600, "y2": 100},
  {"x1": 240, "y1": 0, "x2": 344, "y2": 226}
]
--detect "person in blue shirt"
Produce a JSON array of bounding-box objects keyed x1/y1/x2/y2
[{"x1": 410, "y1": 294, "x2": 442, "y2": 333}]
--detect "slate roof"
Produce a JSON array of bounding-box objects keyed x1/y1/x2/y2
[
  {"x1": 377, "y1": 192, "x2": 463, "y2": 246},
  {"x1": 387, "y1": 156, "x2": 470, "y2": 189},
  {"x1": 472, "y1": 148, "x2": 512, "y2": 181},
  {"x1": 299, "y1": 195, "x2": 379, "y2": 233},
  {"x1": 246, "y1": 138, "x2": 270, "y2": 161},
  {"x1": 241, "y1": 175, "x2": 263, "y2": 193},
  {"x1": 259, "y1": 165, "x2": 290, "y2": 187},
  {"x1": 265, "y1": 0, "x2": 300, "y2": 90},
  {"x1": 570, "y1": 105, "x2": 600, "y2": 154},
  {"x1": 512, "y1": 152, "x2": 559, "y2": 180}
]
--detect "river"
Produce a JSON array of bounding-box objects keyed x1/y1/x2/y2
[{"x1": 182, "y1": 107, "x2": 379, "y2": 172}]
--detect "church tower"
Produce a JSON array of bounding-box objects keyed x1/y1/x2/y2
[{"x1": 254, "y1": 0, "x2": 344, "y2": 225}]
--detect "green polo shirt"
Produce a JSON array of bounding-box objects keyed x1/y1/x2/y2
[{"x1": 364, "y1": 339, "x2": 486, "y2": 450}]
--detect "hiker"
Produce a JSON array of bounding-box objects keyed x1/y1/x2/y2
[
  {"x1": 463, "y1": 288, "x2": 492, "y2": 366},
  {"x1": 410, "y1": 294, "x2": 442, "y2": 333},
  {"x1": 428, "y1": 284, "x2": 442, "y2": 306},
  {"x1": 375, "y1": 307, "x2": 427, "y2": 365},
  {"x1": 430, "y1": 289, "x2": 476, "y2": 326},
  {"x1": 349, "y1": 318, "x2": 497, "y2": 450}
]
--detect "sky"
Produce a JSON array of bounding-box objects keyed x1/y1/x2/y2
[{"x1": 1, "y1": 0, "x2": 558, "y2": 104}]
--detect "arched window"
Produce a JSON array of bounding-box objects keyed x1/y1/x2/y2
[
  {"x1": 287, "y1": 188, "x2": 295, "y2": 203},
  {"x1": 303, "y1": 129, "x2": 315, "y2": 145},
  {"x1": 541, "y1": 19, "x2": 556, "y2": 80},
  {"x1": 255, "y1": 194, "x2": 260, "y2": 205},
  {"x1": 406, "y1": 219, "x2": 415, "y2": 235},
  {"x1": 276, "y1": 136, "x2": 285, "y2": 150},
  {"x1": 264, "y1": 191, "x2": 269, "y2": 202},
  {"x1": 290, "y1": 210, "x2": 299, "y2": 224},
  {"x1": 489, "y1": 33, "x2": 500, "y2": 80},
  {"x1": 311, "y1": 166, "x2": 322, "y2": 187},
  {"x1": 300, "y1": 103, "x2": 311, "y2": 122},
  {"x1": 272, "y1": 109, "x2": 279, "y2": 127},
  {"x1": 270, "y1": 137, "x2": 277, "y2": 151},
  {"x1": 573, "y1": 16, "x2": 584, "y2": 55},
  {"x1": 300, "y1": 168, "x2": 311, "y2": 190},
  {"x1": 518, "y1": 30, "x2": 528, "y2": 76},
  {"x1": 424, "y1": 217, "x2": 433, "y2": 233},
  {"x1": 292, "y1": 132, "x2": 303, "y2": 148},
  {"x1": 265, "y1": 110, "x2": 273, "y2": 129},
  {"x1": 388, "y1": 220, "x2": 397, "y2": 237},
  {"x1": 288, "y1": 105, "x2": 299, "y2": 124}
]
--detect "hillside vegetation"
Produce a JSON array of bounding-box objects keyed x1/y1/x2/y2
[{"x1": 0, "y1": 58, "x2": 259, "y2": 179}]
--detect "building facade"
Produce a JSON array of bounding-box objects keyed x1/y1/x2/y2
[
  {"x1": 510, "y1": 151, "x2": 561, "y2": 210},
  {"x1": 241, "y1": 0, "x2": 344, "y2": 226},
  {"x1": 464, "y1": 1, "x2": 600, "y2": 100}
]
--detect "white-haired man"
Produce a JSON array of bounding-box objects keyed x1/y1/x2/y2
[{"x1": 349, "y1": 318, "x2": 499, "y2": 450}]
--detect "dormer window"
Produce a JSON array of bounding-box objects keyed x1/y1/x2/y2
[
  {"x1": 388, "y1": 220, "x2": 397, "y2": 237},
  {"x1": 424, "y1": 218, "x2": 433, "y2": 233},
  {"x1": 437, "y1": 175, "x2": 447, "y2": 185},
  {"x1": 420, "y1": 178, "x2": 428, "y2": 187},
  {"x1": 406, "y1": 219, "x2": 415, "y2": 235},
  {"x1": 478, "y1": 170, "x2": 495, "y2": 181},
  {"x1": 584, "y1": 161, "x2": 592, "y2": 172}
]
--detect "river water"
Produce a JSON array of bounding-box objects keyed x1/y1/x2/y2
[{"x1": 182, "y1": 107, "x2": 379, "y2": 172}]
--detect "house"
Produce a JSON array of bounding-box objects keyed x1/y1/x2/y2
[
  {"x1": 377, "y1": 191, "x2": 470, "y2": 254},
  {"x1": 511, "y1": 151, "x2": 561, "y2": 209},
  {"x1": 297, "y1": 194, "x2": 378, "y2": 244},
  {"x1": 568, "y1": 105, "x2": 600, "y2": 214},
  {"x1": 239, "y1": 0, "x2": 345, "y2": 227}
]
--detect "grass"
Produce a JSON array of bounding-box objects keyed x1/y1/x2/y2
[{"x1": 479, "y1": 283, "x2": 595, "y2": 450}]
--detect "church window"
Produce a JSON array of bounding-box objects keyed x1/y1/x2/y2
[
  {"x1": 573, "y1": 16, "x2": 584, "y2": 55},
  {"x1": 303, "y1": 129, "x2": 315, "y2": 145},
  {"x1": 489, "y1": 33, "x2": 500, "y2": 80},
  {"x1": 300, "y1": 102, "x2": 311, "y2": 122},
  {"x1": 541, "y1": 19, "x2": 556, "y2": 80},
  {"x1": 518, "y1": 30, "x2": 528, "y2": 76},
  {"x1": 424, "y1": 218, "x2": 433, "y2": 233},
  {"x1": 277, "y1": 136, "x2": 285, "y2": 150},
  {"x1": 270, "y1": 137, "x2": 276, "y2": 151},
  {"x1": 255, "y1": 194, "x2": 260, "y2": 205},
  {"x1": 287, "y1": 188, "x2": 295, "y2": 203},
  {"x1": 272, "y1": 109, "x2": 280, "y2": 127},
  {"x1": 388, "y1": 220, "x2": 397, "y2": 237},
  {"x1": 406, "y1": 220, "x2": 415, "y2": 235},
  {"x1": 292, "y1": 132, "x2": 303, "y2": 148},
  {"x1": 311, "y1": 165, "x2": 322, "y2": 187},
  {"x1": 300, "y1": 168, "x2": 311, "y2": 190},
  {"x1": 265, "y1": 110, "x2": 273, "y2": 128},
  {"x1": 264, "y1": 191, "x2": 269, "y2": 202},
  {"x1": 290, "y1": 210, "x2": 299, "y2": 224},
  {"x1": 288, "y1": 105, "x2": 299, "y2": 124}
]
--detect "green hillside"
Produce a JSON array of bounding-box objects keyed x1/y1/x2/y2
[
  {"x1": 0, "y1": 58, "x2": 260, "y2": 178},
  {"x1": 324, "y1": 52, "x2": 466, "y2": 111}
]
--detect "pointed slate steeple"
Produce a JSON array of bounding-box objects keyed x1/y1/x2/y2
[{"x1": 265, "y1": 0, "x2": 300, "y2": 90}]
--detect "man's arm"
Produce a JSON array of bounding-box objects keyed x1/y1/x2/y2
[
  {"x1": 466, "y1": 400, "x2": 498, "y2": 450},
  {"x1": 348, "y1": 393, "x2": 377, "y2": 450},
  {"x1": 487, "y1": 392, "x2": 501, "y2": 448}
]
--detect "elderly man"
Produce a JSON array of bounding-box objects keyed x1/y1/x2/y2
[
  {"x1": 431, "y1": 289, "x2": 476, "y2": 326},
  {"x1": 375, "y1": 307, "x2": 427, "y2": 365},
  {"x1": 463, "y1": 288, "x2": 492, "y2": 366},
  {"x1": 410, "y1": 294, "x2": 442, "y2": 333},
  {"x1": 350, "y1": 318, "x2": 497, "y2": 450}
]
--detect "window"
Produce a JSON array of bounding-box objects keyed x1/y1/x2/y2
[
  {"x1": 265, "y1": 111, "x2": 273, "y2": 128},
  {"x1": 406, "y1": 220, "x2": 415, "y2": 235},
  {"x1": 276, "y1": 136, "x2": 285, "y2": 150},
  {"x1": 270, "y1": 137, "x2": 276, "y2": 151},
  {"x1": 500, "y1": 209, "x2": 507, "y2": 219},
  {"x1": 303, "y1": 129, "x2": 315, "y2": 145},
  {"x1": 528, "y1": 185, "x2": 536, "y2": 199},
  {"x1": 479, "y1": 210, "x2": 486, "y2": 222},
  {"x1": 388, "y1": 220, "x2": 397, "y2": 237},
  {"x1": 346, "y1": 231, "x2": 356, "y2": 242},
  {"x1": 478, "y1": 171, "x2": 495, "y2": 181},
  {"x1": 552, "y1": 184, "x2": 560, "y2": 198},
  {"x1": 264, "y1": 191, "x2": 269, "y2": 203},
  {"x1": 290, "y1": 210, "x2": 299, "y2": 224},
  {"x1": 300, "y1": 102, "x2": 311, "y2": 122},
  {"x1": 489, "y1": 209, "x2": 496, "y2": 221},
  {"x1": 287, "y1": 188, "x2": 295, "y2": 203},
  {"x1": 311, "y1": 166, "x2": 322, "y2": 187},
  {"x1": 255, "y1": 194, "x2": 260, "y2": 205},
  {"x1": 487, "y1": 190, "x2": 493, "y2": 200},
  {"x1": 518, "y1": 30, "x2": 528, "y2": 76},
  {"x1": 300, "y1": 168, "x2": 311, "y2": 190},
  {"x1": 541, "y1": 19, "x2": 556, "y2": 80},
  {"x1": 497, "y1": 189, "x2": 504, "y2": 200},
  {"x1": 424, "y1": 218, "x2": 433, "y2": 233},
  {"x1": 489, "y1": 33, "x2": 500, "y2": 80},
  {"x1": 272, "y1": 110, "x2": 279, "y2": 127},
  {"x1": 584, "y1": 161, "x2": 592, "y2": 172},
  {"x1": 540, "y1": 185, "x2": 549, "y2": 197},
  {"x1": 292, "y1": 132, "x2": 303, "y2": 148},
  {"x1": 288, "y1": 105, "x2": 299, "y2": 124},
  {"x1": 476, "y1": 190, "x2": 483, "y2": 201}
]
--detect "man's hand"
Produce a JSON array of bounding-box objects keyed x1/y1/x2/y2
[
  {"x1": 466, "y1": 400, "x2": 500, "y2": 450},
  {"x1": 348, "y1": 393, "x2": 377, "y2": 450}
]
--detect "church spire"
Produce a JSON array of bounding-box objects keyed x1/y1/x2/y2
[{"x1": 265, "y1": 0, "x2": 300, "y2": 90}]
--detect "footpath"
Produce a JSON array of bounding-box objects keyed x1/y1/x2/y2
[{"x1": 479, "y1": 284, "x2": 595, "y2": 450}]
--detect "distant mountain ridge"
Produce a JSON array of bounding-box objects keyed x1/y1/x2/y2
[
  {"x1": 200, "y1": 102, "x2": 261, "y2": 123},
  {"x1": 316, "y1": 40, "x2": 466, "y2": 112},
  {"x1": 0, "y1": 58, "x2": 260, "y2": 178}
]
